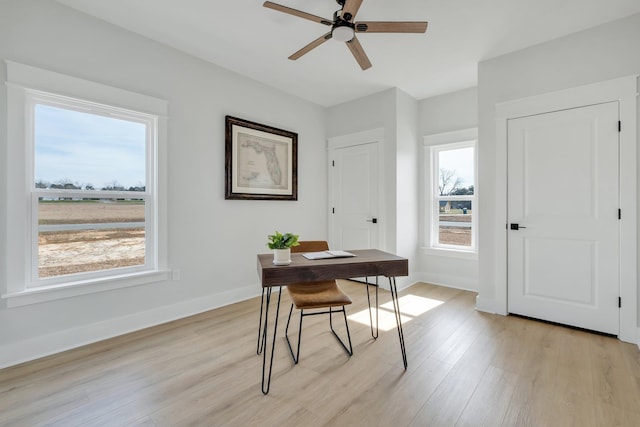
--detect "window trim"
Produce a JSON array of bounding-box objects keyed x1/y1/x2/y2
[
  {"x1": 3, "y1": 61, "x2": 169, "y2": 307},
  {"x1": 423, "y1": 128, "x2": 478, "y2": 259}
]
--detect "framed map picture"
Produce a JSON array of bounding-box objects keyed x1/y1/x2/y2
[{"x1": 225, "y1": 116, "x2": 298, "y2": 200}]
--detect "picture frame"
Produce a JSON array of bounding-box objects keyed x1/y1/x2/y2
[{"x1": 225, "y1": 115, "x2": 298, "y2": 200}]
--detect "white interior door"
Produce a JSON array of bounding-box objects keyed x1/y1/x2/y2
[
  {"x1": 507, "y1": 101, "x2": 620, "y2": 334},
  {"x1": 331, "y1": 142, "x2": 379, "y2": 250}
]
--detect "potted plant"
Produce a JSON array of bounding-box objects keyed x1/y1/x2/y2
[{"x1": 267, "y1": 231, "x2": 299, "y2": 265}]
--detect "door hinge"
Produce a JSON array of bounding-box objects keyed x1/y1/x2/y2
[
  {"x1": 618, "y1": 209, "x2": 621, "y2": 220},
  {"x1": 619, "y1": 297, "x2": 622, "y2": 308},
  {"x1": 618, "y1": 121, "x2": 621, "y2": 132},
  {"x1": 332, "y1": 160, "x2": 335, "y2": 167},
  {"x1": 332, "y1": 207, "x2": 335, "y2": 214}
]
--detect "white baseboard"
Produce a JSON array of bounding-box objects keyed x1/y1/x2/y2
[
  {"x1": 394, "y1": 275, "x2": 420, "y2": 291},
  {"x1": 351, "y1": 274, "x2": 419, "y2": 292},
  {"x1": 413, "y1": 272, "x2": 478, "y2": 293},
  {"x1": 0, "y1": 283, "x2": 260, "y2": 369}
]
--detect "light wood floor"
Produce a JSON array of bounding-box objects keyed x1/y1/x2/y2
[{"x1": 2, "y1": 282, "x2": 640, "y2": 426}]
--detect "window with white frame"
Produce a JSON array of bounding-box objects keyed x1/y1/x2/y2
[
  {"x1": 4, "y1": 61, "x2": 168, "y2": 307},
  {"x1": 424, "y1": 129, "x2": 477, "y2": 254},
  {"x1": 30, "y1": 91, "x2": 156, "y2": 284}
]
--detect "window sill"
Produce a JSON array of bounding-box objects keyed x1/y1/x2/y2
[
  {"x1": 421, "y1": 246, "x2": 478, "y2": 261},
  {"x1": 2, "y1": 270, "x2": 171, "y2": 308}
]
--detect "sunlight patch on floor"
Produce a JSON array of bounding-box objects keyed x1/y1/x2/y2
[
  {"x1": 348, "y1": 294, "x2": 444, "y2": 331},
  {"x1": 348, "y1": 308, "x2": 412, "y2": 332},
  {"x1": 380, "y1": 294, "x2": 444, "y2": 316}
]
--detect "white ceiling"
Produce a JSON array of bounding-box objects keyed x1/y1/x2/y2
[{"x1": 57, "y1": 0, "x2": 640, "y2": 107}]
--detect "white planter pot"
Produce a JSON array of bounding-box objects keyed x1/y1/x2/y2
[{"x1": 273, "y1": 248, "x2": 291, "y2": 265}]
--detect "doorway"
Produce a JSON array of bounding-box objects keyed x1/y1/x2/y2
[
  {"x1": 328, "y1": 129, "x2": 384, "y2": 250},
  {"x1": 491, "y1": 75, "x2": 637, "y2": 343},
  {"x1": 507, "y1": 101, "x2": 620, "y2": 334}
]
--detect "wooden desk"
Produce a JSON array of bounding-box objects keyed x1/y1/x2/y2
[{"x1": 256, "y1": 249, "x2": 409, "y2": 394}]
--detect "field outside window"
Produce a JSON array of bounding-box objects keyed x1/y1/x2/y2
[{"x1": 38, "y1": 198, "x2": 146, "y2": 278}]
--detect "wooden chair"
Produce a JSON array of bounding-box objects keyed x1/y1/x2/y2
[{"x1": 285, "y1": 241, "x2": 353, "y2": 363}]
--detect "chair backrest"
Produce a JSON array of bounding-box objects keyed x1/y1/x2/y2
[
  {"x1": 289, "y1": 241, "x2": 334, "y2": 289},
  {"x1": 292, "y1": 240, "x2": 329, "y2": 253}
]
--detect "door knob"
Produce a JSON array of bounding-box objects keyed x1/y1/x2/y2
[
  {"x1": 510, "y1": 223, "x2": 526, "y2": 230},
  {"x1": 366, "y1": 218, "x2": 378, "y2": 224}
]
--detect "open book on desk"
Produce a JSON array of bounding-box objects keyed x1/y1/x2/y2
[{"x1": 302, "y1": 250, "x2": 356, "y2": 260}]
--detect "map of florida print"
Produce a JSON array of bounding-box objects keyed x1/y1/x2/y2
[{"x1": 237, "y1": 132, "x2": 289, "y2": 189}]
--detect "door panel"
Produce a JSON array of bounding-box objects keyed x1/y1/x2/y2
[
  {"x1": 507, "y1": 101, "x2": 619, "y2": 334},
  {"x1": 524, "y1": 238, "x2": 595, "y2": 304}
]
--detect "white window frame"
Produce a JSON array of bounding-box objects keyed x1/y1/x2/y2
[
  {"x1": 3, "y1": 61, "x2": 169, "y2": 307},
  {"x1": 423, "y1": 128, "x2": 478, "y2": 259}
]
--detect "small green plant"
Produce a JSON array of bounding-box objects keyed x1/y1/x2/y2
[{"x1": 267, "y1": 231, "x2": 299, "y2": 250}]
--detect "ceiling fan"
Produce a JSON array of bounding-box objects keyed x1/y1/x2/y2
[{"x1": 263, "y1": 0, "x2": 428, "y2": 70}]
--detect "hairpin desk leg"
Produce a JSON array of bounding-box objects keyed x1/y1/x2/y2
[
  {"x1": 257, "y1": 288, "x2": 266, "y2": 355},
  {"x1": 365, "y1": 276, "x2": 379, "y2": 339},
  {"x1": 388, "y1": 277, "x2": 407, "y2": 369},
  {"x1": 260, "y1": 286, "x2": 282, "y2": 394}
]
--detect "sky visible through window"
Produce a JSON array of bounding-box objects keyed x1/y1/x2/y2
[
  {"x1": 34, "y1": 104, "x2": 146, "y2": 189},
  {"x1": 439, "y1": 146, "x2": 474, "y2": 188}
]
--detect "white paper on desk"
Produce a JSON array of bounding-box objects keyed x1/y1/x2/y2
[{"x1": 302, "y1": 250, "x2": 356, "y2": 260}]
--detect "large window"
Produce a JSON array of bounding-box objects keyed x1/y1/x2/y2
[
  {"x1": 31, "y1": 94, "x2": 155, "y2": 284},
  {"x1": 424, "y1": 129, "x2": 477, "y2": 256},
  {"x1": 4, "y1": 61, "x2": 168, "y2": 307}
]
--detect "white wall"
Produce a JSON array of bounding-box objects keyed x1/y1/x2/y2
[
  {"x1": 419, "y1": 87, "x2": 478, "y2": 136},
  {"x1": 0, "y1": 0, "x2": 327, "y2": 367},
  {"x1": 396, "y1": 90, "x2": 419, "y2": 284},
  {"x1": 418, "y1": 87, "x2": 479, "y2": 290},
  {"x1": 477, "y1": 13, "x2": 640, "y2": 322}
]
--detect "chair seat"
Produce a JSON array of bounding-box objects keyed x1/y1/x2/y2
[{"x1": 287, "y1": 281, "x2": 352, "y2": 310}]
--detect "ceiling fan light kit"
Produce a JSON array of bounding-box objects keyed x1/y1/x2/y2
[
  {"x1": 263, "y1": 0, "x2": 428, "y2": 70},
  {"x1": 332, "y1": 23, "x2": 355, "y2": 42}
]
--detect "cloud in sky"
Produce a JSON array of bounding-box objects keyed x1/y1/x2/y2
[
  {"x1": 34, "y1": 104, "x2": 146, "y2": 189},
  {"x1": 439, "y1": 146, "x2": 474, "y2": 188}
]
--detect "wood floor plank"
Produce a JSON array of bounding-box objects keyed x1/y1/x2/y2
[
  {"x1": 408, "y1": 330, "x2": 506, "y2": 426},
  {"x1": 589, "y1": 334, "x2": 640, "y2": 413},
  {"x1": 327, "y1": 355, "x2": 455, "y2": 427},
  {"x1": 455, "y1": 365, "x2": 519, "y2": 427}
]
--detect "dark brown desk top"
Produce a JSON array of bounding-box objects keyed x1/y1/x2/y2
[{"x1": 257, "y1": 249, "x2": 408, "y2": 287}]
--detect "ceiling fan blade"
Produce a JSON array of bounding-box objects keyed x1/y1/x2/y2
[
  {"x1": 289, "y1": 32, "x2": 333, "y2": 60},
  {"x1": 355, "y1": 21, "x2": 428, "y2": 33},
  {"x1": 342, "y1": 0, "x2": 362, "y2": 22},
  {"x1": 341, "y1": 0, "x2": 363, "y2": 21},
  {"x1": 346, "y1": 36, "x2": 372, "y2": 70},
  {"x1": 263, "y1": 1, "x2": 333, "y2": 26}
]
